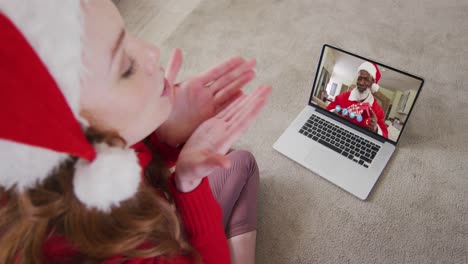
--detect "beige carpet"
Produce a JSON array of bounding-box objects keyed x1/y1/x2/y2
[{"x1": 117, "y1": 1, "x2": 468, "y2": 263}]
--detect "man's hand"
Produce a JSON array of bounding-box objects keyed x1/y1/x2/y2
[
  {"x1": 156, "y1": 49, "x2": 257, "y2": 147},
  {"x1": 367, "y1": 108, "x2": 378, "y2": 132}
]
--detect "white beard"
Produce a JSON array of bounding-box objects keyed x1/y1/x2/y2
[{"x1": 356, "y1": 88, "x2": 371, "y2": 101}]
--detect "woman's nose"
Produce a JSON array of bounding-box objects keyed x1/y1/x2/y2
[
  {"x1": 148, "y1": 44, "x2": 160, "y2": 63},
  {"x1": 144, "y1": 45, "x2": 160, "y2": 75}
]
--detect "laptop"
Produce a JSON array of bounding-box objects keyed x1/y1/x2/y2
[{"x1": 273, "y1": 44, "x2": 424, "y2": 200}]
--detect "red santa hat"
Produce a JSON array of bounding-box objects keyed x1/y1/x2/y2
[
  {"x1": 0, "y1": 1, "x2": 141, "y2": 212},
  {"x1": 357, "y1": 61, "x2": 381, "y2": 93}
]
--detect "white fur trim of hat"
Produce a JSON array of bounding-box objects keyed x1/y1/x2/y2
[{"x1": 0, "y1": 0, "x2": 141, "y2": 212}]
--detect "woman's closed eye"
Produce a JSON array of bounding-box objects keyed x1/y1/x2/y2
[{"x1": 122, "y1": 56, "x2": 136, "y2": 79}]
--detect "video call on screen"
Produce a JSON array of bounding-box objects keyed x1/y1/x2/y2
[{"x1": 311, "y1": 46, "x2": 422, "y2": 142}]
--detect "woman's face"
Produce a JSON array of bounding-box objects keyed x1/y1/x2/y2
[{"x1": 80, "y1": 0, "x2": 173, "y2": 146}]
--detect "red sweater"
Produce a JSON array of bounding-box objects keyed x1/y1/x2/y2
[{"x1": 42, "y1": 133, "x2": 230, "y2": 263}]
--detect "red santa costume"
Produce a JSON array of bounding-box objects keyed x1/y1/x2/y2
[{"x1": 326, "y1": 62, "x2": 389, "y2": 138}]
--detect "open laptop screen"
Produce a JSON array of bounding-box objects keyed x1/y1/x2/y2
[{"x1": 310, "y1": 45, "x2": 423, "y2": 143}]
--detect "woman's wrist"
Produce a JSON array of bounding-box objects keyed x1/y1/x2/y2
[
  {"x1": 155, "y1": 124, "x2": 189, "y2": 148},
  {"x1": 174, "y1": 174, "x2": 202, "y2": 193}
]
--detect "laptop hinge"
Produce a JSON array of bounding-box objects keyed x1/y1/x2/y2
[{"x1": 310, "y1": 104, "x2": 392, "y2": 144}]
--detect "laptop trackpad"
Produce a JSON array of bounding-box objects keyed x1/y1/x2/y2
[{"x1": 304, "y1": 141, "x2": 344, "y2": 169}]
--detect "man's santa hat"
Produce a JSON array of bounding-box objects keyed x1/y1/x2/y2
[
  {"x1": 357, "y1": 61, "x2": 381, "y2": 93},
  {"x1": 0, "y1": 1, "x2": 141, "y2": 212}
]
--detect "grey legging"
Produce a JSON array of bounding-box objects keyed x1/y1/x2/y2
[{"x1": 207, "y1": 150, "x2": 259, "y2": 238}]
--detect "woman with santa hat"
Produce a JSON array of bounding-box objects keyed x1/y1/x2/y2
[{"x1": 0, "y1": 1, "x2": 271, "y2": 263}]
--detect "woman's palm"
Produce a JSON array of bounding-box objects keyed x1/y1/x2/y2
[
  {"x1": 158, "y1": 49, "x2": 256, "y2": 146},
  {"x1": 176, "y1": 85, "x2": 272, "y2": 185}
]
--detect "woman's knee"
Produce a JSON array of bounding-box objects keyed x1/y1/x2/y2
[{"x1": 227, "y1": 150, "x2": 259, "y2": 180}]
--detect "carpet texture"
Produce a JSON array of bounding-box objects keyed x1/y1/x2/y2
[{"x1": 117, "y1": 1, "x2": 468, "y2": 263}]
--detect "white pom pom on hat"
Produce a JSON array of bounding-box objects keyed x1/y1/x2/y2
[
  {"x1": 74, "y1": 143, "x2": 142, "y2": 212},
  {"x1": 357, "y1": 61, "x2": 382, "y2": 93},
  {"x1": 0, "y1": 1, "x2": 141, "y2": 212}
]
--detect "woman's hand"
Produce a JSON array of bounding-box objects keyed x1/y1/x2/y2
[
  {"x1": 174, "y1": 85, "x2": 272, "y2": 192},
  {"x1": 156, "y1": 49, "x2": 257, "y2": 147}
]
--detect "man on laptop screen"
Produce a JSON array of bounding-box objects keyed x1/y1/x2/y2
[{"x1": 326, "y1": 62, "x2": 389, "y2": 138}]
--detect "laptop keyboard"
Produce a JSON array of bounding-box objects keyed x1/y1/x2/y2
[{"x1": 299, "y1": 114, "x2": 381, "y2": 168}]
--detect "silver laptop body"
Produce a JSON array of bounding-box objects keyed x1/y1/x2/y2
[{"x1": 274, "y1": 44, "x2": 424, "y2": 200}]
